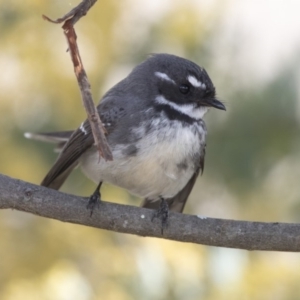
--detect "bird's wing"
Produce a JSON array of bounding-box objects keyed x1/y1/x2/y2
[
  {"x1": 41, "y1": 120, "x2": 94, "y2": 189},
  {"x1": 40, "y1": 96, "x2": 127, "y2": 190},
  {"x1": 141, "y1": 145, "x2": 205, "y2": 213}
]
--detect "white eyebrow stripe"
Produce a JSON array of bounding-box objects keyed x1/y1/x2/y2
[
  {"x1": 187, "y1": 75, "x2": 206, "y2": 89},
  {"x1": 155, "y1": 95, "x2": 208, "y2": 120},
  {"x1": 155, "y1": 72, "x2": 176, "y2": 84}
]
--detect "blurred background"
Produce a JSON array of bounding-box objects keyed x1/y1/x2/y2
[{"x1": 1, "y1": 0, "x2": 300, "y2": 299}]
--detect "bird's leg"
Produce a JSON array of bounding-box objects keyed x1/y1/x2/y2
[
  {"x1": 86, "y1": 181, "x2": 103, "y2": 216},
  {"x1": 151, "y1": 197, "x2": 169, "y2": 234}
]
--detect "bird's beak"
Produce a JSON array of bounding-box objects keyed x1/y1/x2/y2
[{"x1": 206, "y1": 98, "x2": 226, "y2": 111}]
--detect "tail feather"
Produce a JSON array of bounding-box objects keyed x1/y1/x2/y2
[
  {"x1": 24, "y1": 131, "x2": 73, "y2": 143},
  {"x1": 24, "y1": 131, "x2": 73, "y2": 153}
]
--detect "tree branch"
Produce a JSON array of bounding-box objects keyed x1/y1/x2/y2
[{"x1": 1, "y1": 173, "x2": 300, "y2": 252}]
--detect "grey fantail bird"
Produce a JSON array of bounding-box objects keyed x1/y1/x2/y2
[{"x1": 25, "y1": 54, "x2": 225, "y2": 228}]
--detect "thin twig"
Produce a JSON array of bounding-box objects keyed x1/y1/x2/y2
[
  {"x1": 42, "y1": 0, "x2": 98, "y2": 25},
  {"x1": 43, "y1": 0, "x2": 113, "y2": 161},
  {"x1": 62, "y1": 20, "x2": 112, "y2": 160},
  {"x1": 1, "y1": 173, "x2": 300, "y2": 252}
]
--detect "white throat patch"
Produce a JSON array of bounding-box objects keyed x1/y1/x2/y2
[{"x1": 155, "y1": 95, "x2": 208, "y2": 120}]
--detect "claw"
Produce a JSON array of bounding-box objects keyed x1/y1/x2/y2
[
  {"x1": 151, "y1": 197, "x2": 169, "y2": 234},
  {"x1": 86, "y1": 181, "x2": 102, "y2": 216}
]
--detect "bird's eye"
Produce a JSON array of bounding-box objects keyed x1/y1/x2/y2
[{"x1": 179, "y1": 84, "x2": 190, "y2": 95}]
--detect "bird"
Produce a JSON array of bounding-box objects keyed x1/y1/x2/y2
[{"x1": 25, "y1": 53, "x2": 225, "y2": 230}]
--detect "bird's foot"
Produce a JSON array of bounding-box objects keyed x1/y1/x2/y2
[
  {"x1": 86, "y1": 182, "x2": 102, "y2": 216},
  {"x1": 151, "y1": 197, "x2": 169, "y2": 234}
]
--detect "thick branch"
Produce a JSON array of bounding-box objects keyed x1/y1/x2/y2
[{"x1": 0, "y1": 174, "x2": 300, "y2": 252}]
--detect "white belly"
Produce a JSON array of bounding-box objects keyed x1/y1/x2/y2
[{"x1": 80, "y1": 118, "x2": 206, "y2": 199}]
